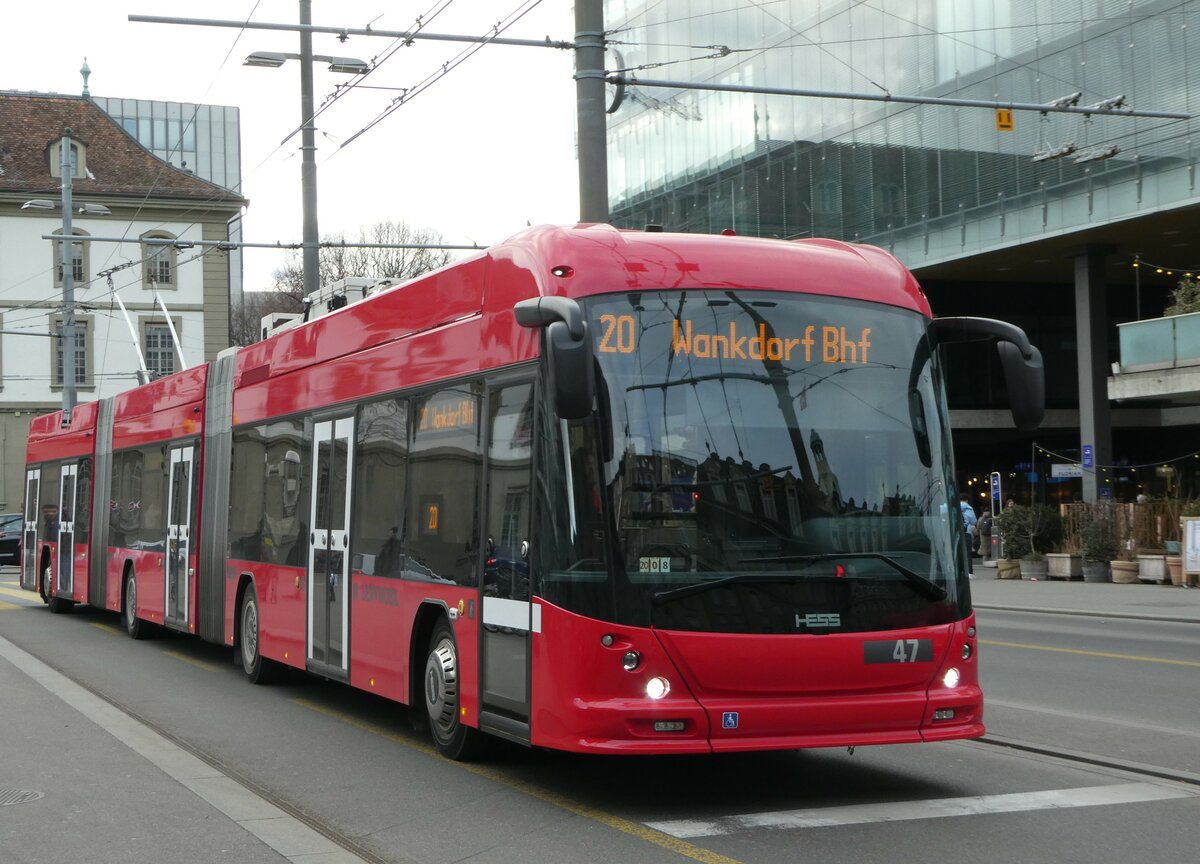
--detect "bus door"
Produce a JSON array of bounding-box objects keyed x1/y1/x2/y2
[
  {"x1": 21, "y1": 468, "x2": 40, "y2": 591},
  {"x1": 308, "y1": 417, "x2": 354, "y2": 674},
  {"x1": 164, "y1": 445, "x2": 195, "y2": 629},
  {"x1": 57, "y1": 463, "x2": 78, "y2": 600},
  {"x1": 479, "y1": 381, "x2": 535, "y2": 734}
]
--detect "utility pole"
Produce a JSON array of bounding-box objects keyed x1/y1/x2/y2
[
  {"x1": 59, "y1": 129, "x2": 77, "y2": 426},
  {"x1": 299, "y1": 0, "x2": 320, "y2": 297},
  {"x1": 575, "y1": 0, "x2": 607, "y2": 223}
]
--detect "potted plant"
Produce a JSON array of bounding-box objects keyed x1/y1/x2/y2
[
  {"x1": 995, "y1": 504, "x2": 1063, "y2": 581},
  {"x1": 1080, "y1": 511, "x2": 1118, "y2": 582}
]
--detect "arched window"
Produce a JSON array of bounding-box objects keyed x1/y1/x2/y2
[
  {"x1": 49, "y1": 139, "x2": 87, "y2": 179},
  {"x1": 51, "y1": 228, "x2": 89, "y2": 288},
  {"x1": 141, "y1": 232, "x2": 177, "y2": 289}
]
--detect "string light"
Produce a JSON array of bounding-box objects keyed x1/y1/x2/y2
[
  {"x1": 1034, "y1": 442, "x2": 1200, "y2": 473},
  {"x1": 1132, "y1": 254, "x2": 1196, "y2": 277}
]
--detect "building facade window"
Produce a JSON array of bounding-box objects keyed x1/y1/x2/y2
[
  {"x1": 141, "y1": 232, "x2": 177, "y2": 289},
  {"x1": 48, "y1": 139, "x2": 87, "y2": 179},
  {"x1": 141, "y1": 320, "x2": 180, "y2": 380},
  {"x1": 51, "y1": 315, "x2": 93, "y2": 389},
  {"x1": 52, "y1": 229, "x2": 89, "y2": 288}
]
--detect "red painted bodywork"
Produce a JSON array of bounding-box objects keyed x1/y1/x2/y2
[
  {"x1": 528, "y1": 600, "x2": 980, "y2": 754},
  {"x1": 24, "y1": 401, "x2": 99, "y2": 603},
  {"x1": 23, "y1": 225, "x2": 976, "y2": 755},
  {"x1": 109, "y1": 366, "x2": 208, "y2": 628}
]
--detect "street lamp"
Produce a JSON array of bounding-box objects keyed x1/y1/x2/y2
[
  {"x1": 243, "y1": 0, "x2": 369, "y2": 297},
  {"x1": 244, "y1": 51, "x2": 369, "y2": 75},
  {"x1": 22, "y1": 134, "x2": 111, "y2": 426}
]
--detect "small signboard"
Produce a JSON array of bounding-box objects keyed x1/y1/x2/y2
[
  {"x1": 1082, "y1": 445, "x2": 1094, "y2": 469},
  {"x1": 996, "y1": 108, "x2": 1014, "y2": 131},
  {"x1": 1051, "y1": 463, "x2": 1084, "y2": 478}
]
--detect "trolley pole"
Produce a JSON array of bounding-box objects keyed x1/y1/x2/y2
[{"x1": 575, "y1": 0, "x2": 608, "y2": 223}]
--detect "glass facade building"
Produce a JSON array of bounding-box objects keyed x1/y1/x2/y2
[
  {"x1": 604, "y1": 0, "x2": 1200, "y2": 503},
  {"x1": 606, "y1": 0, "x2": 1198, "y2": 270},
  {"x1": 92, "y1": 97, "x2": 242, "y2": 192}
]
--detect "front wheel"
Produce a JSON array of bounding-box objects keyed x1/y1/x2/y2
[
  {"x1": 424, "y1": 621, "x2": 482, "y2": 760},
  {"x1": 239, "y1": 583, "x2": 279, "y2": 684}
]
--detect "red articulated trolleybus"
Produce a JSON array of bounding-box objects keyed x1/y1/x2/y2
[{"x1": 22, "y1": 224, "x2": 1043, "y2": 759}]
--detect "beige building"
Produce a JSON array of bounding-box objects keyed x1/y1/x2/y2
[{"x1": 0, "y1": 92, "x2": 246, "y2": 511}]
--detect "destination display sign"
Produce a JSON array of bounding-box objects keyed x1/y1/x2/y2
[{"x1": 596, "y1": 313, "x2": 873, "y2": 365}]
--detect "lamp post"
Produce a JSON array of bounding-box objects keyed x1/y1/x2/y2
[
  {"x1": 244, "y1": 0, "x2": 369, "y2": 298},
  {"x1": 21, "y1": 133, "x2": 110, "y2": 425}
]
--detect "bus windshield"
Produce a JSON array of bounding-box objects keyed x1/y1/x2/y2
[{"x1": 537, "y1": 290, "x2": 970, "y2": 633}]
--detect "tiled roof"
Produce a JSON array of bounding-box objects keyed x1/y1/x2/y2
[{"x1": 0, "y1": 92, "x2": 246, "y2": 206}]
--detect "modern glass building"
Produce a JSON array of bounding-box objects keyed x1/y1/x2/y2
[
  {"x1": 605, "y1": 0, "x2": 1200, "y2": 503},
  {"x1": 92, "y1": 96, "x2": 244, "y2": 303},
  {"x1": 91, "y1": 97, "x2": 241, "y2": 190}
]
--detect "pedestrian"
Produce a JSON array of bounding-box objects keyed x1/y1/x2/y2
[
  {"x1": 959, "y1": 494, "x2": 977, "y2": 577},
  {"x1": 978, "y1": 510, "x2": 993, "y2": 561}
]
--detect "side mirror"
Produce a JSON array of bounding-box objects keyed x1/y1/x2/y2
[
  {"x1": 514, "y1": 297, "x2": 595, "y2": 420},
  {"x1": 929, "y1": 317, "x2": 1044, "y2": 431}
]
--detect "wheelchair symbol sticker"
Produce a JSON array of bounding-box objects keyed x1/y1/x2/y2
[{"x1": 722, "y1": 712, "x2": 739, "y2": 729}]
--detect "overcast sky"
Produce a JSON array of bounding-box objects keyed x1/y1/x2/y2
[{"x1": 1, "y1": 1, "x2": 580, "y2": 291}]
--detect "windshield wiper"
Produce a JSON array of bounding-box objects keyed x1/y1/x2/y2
[{"x1": 651, "y1": 552, "x2": 947, "y2": 606}]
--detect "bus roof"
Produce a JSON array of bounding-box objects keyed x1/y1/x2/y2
[
  {"x1": 491, "y1": 224, "x2": 931, "y2": 315},
  {"x1": 25, "y1": 400, "x2": 100, "y2": 463}
]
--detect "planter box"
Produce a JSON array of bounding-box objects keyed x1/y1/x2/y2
[
  {"x1": 1111, "y1": 560, "x2": 1140, "y2": 583},
  {"x1": 1022, "y1": 558, "x2": 1049, "y2": 580},
  {"x1": 1137, "y1": 554, "x2": 1167, "y2": 584},
  {"x1": 996, "y1": 559, "x2": 1022, "y2": 580},
  {"x1": 1046, "y1": 553, "x2": 1082, "y2": 581},
  {"x1": 1082, "y1": 561, "x2": 1111, "y2": 583},
  {"x1": 1167, "y1": 555, "x2": 1183, "y2": 586}
]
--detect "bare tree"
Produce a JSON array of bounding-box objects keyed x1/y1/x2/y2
[
  {"x1": 232, "y1": 220, "x2": 456, "y2": 345},
  {"x1": 229, "y1": 289, "x2": 305, "y2": 346},
  {"x1": 269, "y1": 220, "x2": 454, "y2": 300}
]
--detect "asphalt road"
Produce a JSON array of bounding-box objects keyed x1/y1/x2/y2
[
  {"x1": 977, "y1": 608, "x2": 1200, "y2": 775},
  {"x1": 2, "y1": 572, "x2": 1197, "y2": 864}
]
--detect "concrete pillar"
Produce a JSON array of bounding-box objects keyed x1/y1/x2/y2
[{"x1": 1072, "y1": 246, "x2": 1114, "y2": 502}]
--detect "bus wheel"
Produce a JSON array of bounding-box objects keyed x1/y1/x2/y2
[
  {"x1": 424, "y1": 621, "x2": 482, "y2": 760},
  {"x1": 123, "y1": 571, "x2": 146, "y2": 639},
  {"x1": 239, "y1": 583, "x2": 279, "y2": 685}
]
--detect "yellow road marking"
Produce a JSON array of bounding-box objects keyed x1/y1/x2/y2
[
  {"x1": 92, "y1": 622, "x2": 123, "y2": 635},
  {"x1": 293, "y1": 698, "x2": 744, "y2": 864},
  {"x1": 0, "y1": 600, "x2": 19, "y2": 610},
  {"x1": 981, "y1": 638, "x2": 1200, "y2": 668},
  {"x1": 0, "y1": 585, "x2": 36, "y2": 601},
  {"x1": 163, "y1": 649, "x2": 220, "y2": 673}
]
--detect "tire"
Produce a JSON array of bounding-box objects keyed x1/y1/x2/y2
[
  {"x1": 424, "y1": 620, "x2": 483, "y2": 760},
  {"x1": 44, "y1": 565, "x2": 72, "y2": 614},
  {"x1": 239, "y1": 582, "x2": 279, "y2": 685},
  {"x1": 123, "y1": 570, "x2": 147, "y2": 639}
]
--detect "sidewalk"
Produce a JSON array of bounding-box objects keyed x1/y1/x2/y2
[
  {"x1": 970, "y1": 560, "x2": 1200, "y2": 624},
  {"x1": 0, "y1": 606, "x2": 367, "y2": 863}
]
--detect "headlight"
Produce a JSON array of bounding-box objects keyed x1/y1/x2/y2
[{"x1": 645, "y1": 676, "x2": 671, "y2": 700}]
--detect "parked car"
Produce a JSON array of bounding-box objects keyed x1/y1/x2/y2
[{"x1": 0, "y1": 512, "x2": 21, "y2": 566}]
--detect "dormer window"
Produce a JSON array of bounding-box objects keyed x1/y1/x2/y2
[
  {"x1": 141, "y1": 231, "x2": 177, "y2": 289},
  {"x1": 49, "y1": 139, "x2": 88, "y2": 180}
]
